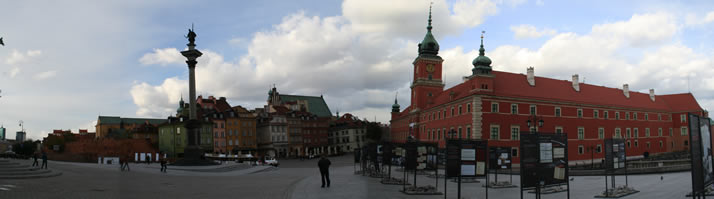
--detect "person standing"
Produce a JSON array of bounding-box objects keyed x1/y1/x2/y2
[
  {"x1": 40, "y1": 152, "x2": 48, "y2": 169},
  {"x1": 159, "y1": 153, "x2": 167, "y2": 173},
  {"x1": 32, "y1": 153, "x2": 39, "y2": 167},
  {"x1": 146, "y1": 154, "x2": 151, "y2": 165},
  {"x1": 318, "y1": 155, "x2": 331, "y2": 188}
]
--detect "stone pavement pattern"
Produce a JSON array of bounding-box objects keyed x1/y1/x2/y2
[{"x1": 0, "y1": 156, "x2": 701, "y2": 198}]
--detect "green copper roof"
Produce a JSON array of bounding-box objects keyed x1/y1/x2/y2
[
  {"x1": 98, "y1": 116, "x2": 167, "y2": 125},
  {"x1": 418, "y1": 5, "x2": 439, "y2": 56},
  {"x1": 278, "y1": 94, "x2": 332, "y2": 117},
  {"x1": 392, "y1": 97, "x2": 400, "y2": 112},
  {"x1": 472, "y1": 32, "x2": 492, "y2": 75}
]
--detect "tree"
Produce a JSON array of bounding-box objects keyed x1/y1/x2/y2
[
  {"x1": 366, "y1": 122, "x2": 383, "y2": 142},
  {"x1": 12, "y1": 140, "x2": 38, "y2": 156}
]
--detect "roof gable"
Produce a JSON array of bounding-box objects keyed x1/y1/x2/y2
[{"x1": 279, "y1": 94, "x2": 332, "y2": 117}]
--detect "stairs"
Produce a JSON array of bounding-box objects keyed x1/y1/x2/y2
[{"x1": 0, "y1": 159, "x2": 62, "y2": 179}]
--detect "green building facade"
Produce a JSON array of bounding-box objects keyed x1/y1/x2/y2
[{"x1": 158, "y1": 116, "x2": 213, "y2": 158}]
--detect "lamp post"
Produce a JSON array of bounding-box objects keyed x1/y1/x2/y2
[
  {"x1": 588, "y1": 145, "x2": 595, "y2": 169},
  {"x1": 526, "y1": 114, "x2": 544, "y2": 133}
]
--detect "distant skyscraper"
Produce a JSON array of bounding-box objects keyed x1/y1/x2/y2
[
  {"x1": 16, "y1": 131, "x2": 25, "y2": 142},
  {"x1": 0, "y1": 126, "x2": 5, "y2": 140}
]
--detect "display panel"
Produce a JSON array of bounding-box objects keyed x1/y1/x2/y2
[{"x1": 520, "y1": 132, "x2": 569, "y2": 188}]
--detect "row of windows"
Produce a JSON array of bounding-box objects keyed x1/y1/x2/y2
[
  {"x1": 577, "y1": 140, "x2": 668, "y2": 155},
  {"x1": 425, "y1": 127, "x2": 472, "y2": 141},
  {"x1": 424, "y1": 102, "x2": 472, "y2": 121},
  {"x1": 489, "y1": 126, "x2": 521, "y2": 140},
  {"x1": 485, "y1": 126, "x2": 684, "y2": 141},
  {"x1": 490, "y1": 102, "x2": 671, "y2": 121}
]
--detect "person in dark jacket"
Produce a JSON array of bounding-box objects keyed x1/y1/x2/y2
[
  {"x1": 318, "y1": 155, "x2": 331, "y2": 188},
  {"x1": 32, "y1": 153, "x2": 39, "y2": 167},
  {"x1": 40, "y1": 152, "x2": 48, "y2": 169}
]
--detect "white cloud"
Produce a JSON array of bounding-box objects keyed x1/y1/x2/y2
[
  {"x1": 139, "y1": 48, "x2": 184, "y2": 66},
  {"x1": 130, "y1": 77, "x2": 188, "y2": 117},
  {"x1": 343, "y1": 0, "x2": 512, "y2": 40},
  {"x1": 78, "y1": 120, "x2": 97, "y2": 132},
  {"x1": 535, "y1": 0, "x2": 544, "y2": 6},
  {"x1": 5, "y1": 50, "x2": 41, "y2": 65},
  {"x1": 33, "y1": 70, "x2": 57, "y2": 80},
  {"x1": 510, "y1": 24, "x2": 557, "y2": 39},
  {"x1": 9, "y1": 67, "x2": 20, "y2": 78},
  {"x1": 591, "y1": 13, "x2": 678, "y2": 47},
  {"x1": 443, "y1": 13, "x2": 712, "y2": 108},
  {"x1": 228, "y1": 38, "x2": 245, "y2": 46},
  {"x1": 685, "y1": 11, "x2": 714, "y2": 26}
]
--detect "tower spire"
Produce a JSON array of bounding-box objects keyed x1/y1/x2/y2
[
  {"x1": 427, "y1": 2, "x2": 433, "y2": 31},
  {"x1": 479, "y1": 30, "x2": 485, "y2": 56},
  {"x1": 418, "y1": 2, "x2": 440, "y2": 56}
]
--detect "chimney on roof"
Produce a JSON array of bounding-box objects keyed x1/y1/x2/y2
[
  {"x1": 623, "y1": 84, "x2": 630, "y2": 98},
  {"x1": 219, "y1": 97, "x2": 226, "y2": 101},
  {"x1": 527, "y1": 67, "x2": 535, "y2": 86},
  {"x1": 649, "y1": 89, "x2": 655, "y2": 101},
  {"x1": 572, "y1": 74, "x2": 580, "y2": 92}
]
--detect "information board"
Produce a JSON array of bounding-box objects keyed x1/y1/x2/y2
[
  {"x1": 446, "y1": 139, "x2": 487, "y2": 177},
  {"x1": 405, "y1": 142, "x2": 418, "y2": 170},
  {"x1": 382, "y1": 143, "x2": 393, "y2": 165},
  {"x1": 604, "y1": 138, "x2": 626, "y2": 170},
  {"x1": 520, "y1": 132, "x2": 569, "y2": 188},
  {"x1": 689, "y1": 114, "x2": 714, "y2": 195},
  {"x1": 489, "y1": 147, "x2": 512, "y2": 169}
]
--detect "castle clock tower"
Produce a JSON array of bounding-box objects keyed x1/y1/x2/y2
[{"x1": 411, "y1": 6, "x2": 444, "y2": 110}]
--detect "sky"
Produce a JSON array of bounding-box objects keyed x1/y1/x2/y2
[{"x1": 1, "y1": 0, "x2": 714, "y2": 141}]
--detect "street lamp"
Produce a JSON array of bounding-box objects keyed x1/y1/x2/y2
[
  {"x1": 587, "y1": 145, "x2": 595, "y2": 169},
  {"x1": 526, "y1": 115, "x2": 544, "y2": 133}
]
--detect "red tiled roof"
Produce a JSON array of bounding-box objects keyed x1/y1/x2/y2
[
  {"x1": 414, "y1": 70, "x2": 701, "y2": 113},
  {"x1": 660, "y1": 93, "x2": 703, "y2": 112}
]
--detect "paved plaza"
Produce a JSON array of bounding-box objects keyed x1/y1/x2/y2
[{"x1": 0, "y1": 155, "x2": 701, "y2": 198}]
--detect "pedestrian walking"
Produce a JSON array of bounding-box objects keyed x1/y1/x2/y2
[
  {"x1": 40, "y1": 152, "x2": 48, "y2": 169},
  {"x1": 318, "y1": 154, "x2": 331, "y2": 188},
  {"x1": 122, "y1": 154, "x2": 131, "y2": 171},
  {"x1": 159, "y1": 153, "x2": 167, "y2": 173},
  {"x1": 146, "y1": 154, "x2": 151, "y2": 165},
  {"x1": 32, "y1": 153, "x2": 39, "y2": 167}
]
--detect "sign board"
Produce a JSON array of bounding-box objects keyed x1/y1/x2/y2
[
  {"x1": 489, "y1": 147, "x2": 512, "y2": 169},
  {"x1": 689, "y1": 114, "x2": 714, "y2": 195},
  {"x1": 520, "y1": 132, "x2": 569, "y2": 188},
  {"x1": 446, "y1": 139, "x2": 487, "y2": 177},
  {"x1": 604, "y1": 139, "x2": 626, "y2": 170},
  {"x1": 381, "y1": 143, "x2": 393, "y2": 165},
  {"x1": 405, "y1": 142, "x2": 418, "y2": 170}
]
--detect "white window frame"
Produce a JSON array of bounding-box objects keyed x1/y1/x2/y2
[
  {"x1": 511, "y1": 104, "x2": 518, "y2": 114},
  {"x1": 490, "y1": 125, "x2": 500, "y2": 140},
  {"x1": 598, "y1": 128, "x2": 604, "y2": 139},
  {"x1": 511, "y1": 126, "x2": 520, "y2": 140},
  {"x1": 492, "y1": 102, "x2": 499, "y2": 113},
  {"x1": 555, "y1": 107, "x2": 561, "y2": 117},
  {"x1": 594, "y1": 110, "x2": 599, "y2": 118},
  {"x1": 578, "y1": 127, "x2": 585, "y2": 140},
  {"x1": 530, "y1": 105, "x2": 537, "y2": 115}
]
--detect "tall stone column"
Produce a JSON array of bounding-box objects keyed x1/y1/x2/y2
[{"x1": 175, "y1": 28, "x2": 213, "y2": 166}]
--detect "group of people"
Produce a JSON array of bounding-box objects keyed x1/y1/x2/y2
[
  {"x1": 31, "y1": 152, "x2": 48, "y2": 169},
  {"x1": 119, "y1": 152, "x2": 168, "y2": 173}
]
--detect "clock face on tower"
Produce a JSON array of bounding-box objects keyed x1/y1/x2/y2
[{"x1": 426, "y1": 63, "x2": 435, "y2": 73}]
